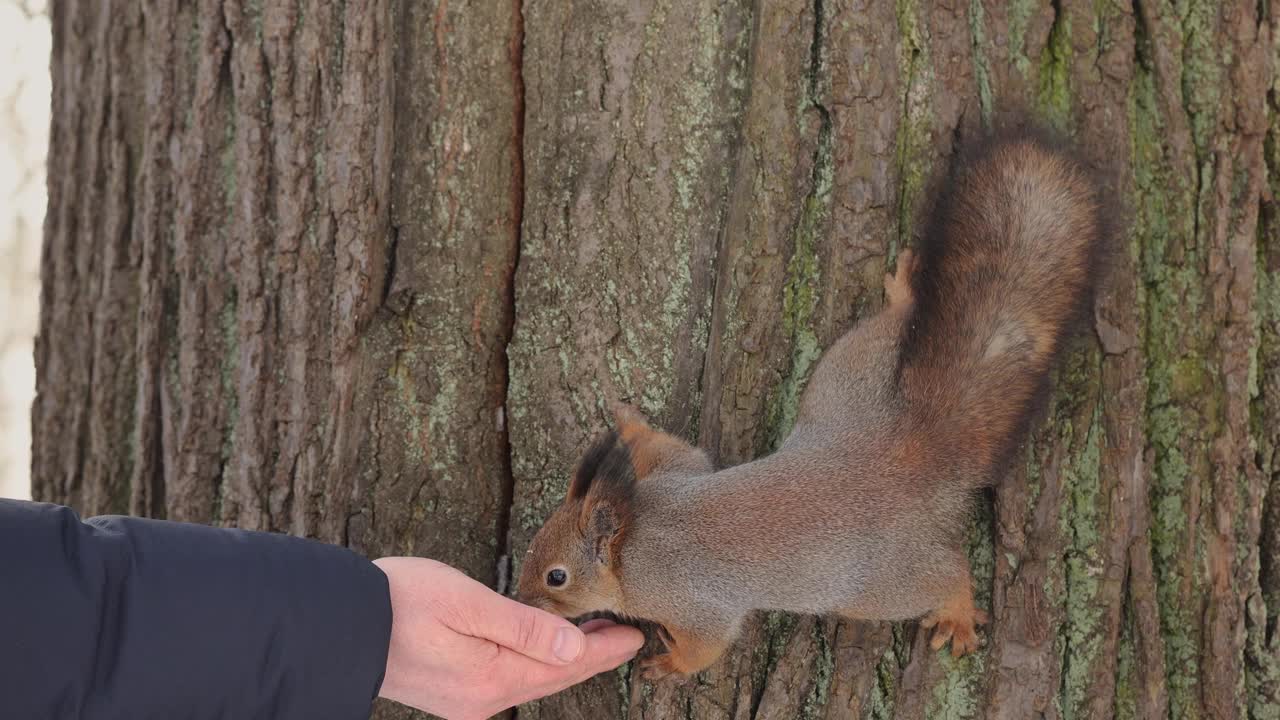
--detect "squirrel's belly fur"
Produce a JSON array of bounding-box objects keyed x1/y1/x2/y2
[{"x1": 516, "y1": 125, "x2": 1108, "y2": 678}]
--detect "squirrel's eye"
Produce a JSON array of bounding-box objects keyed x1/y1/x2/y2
[{"x1": 546, "y1": 568, "x2": 568, "y2": 587}]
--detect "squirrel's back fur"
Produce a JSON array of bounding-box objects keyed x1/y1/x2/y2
[{"x1": 899, "y1": 130, "x2": 1105, "y2": 483}]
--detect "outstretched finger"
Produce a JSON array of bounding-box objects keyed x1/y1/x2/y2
[
  {"x1": 448, "y1": 580, "x2": 587, "y2": 665},
  {"x1": 499, "y1": 623, "x2": 646, "y2": 703}
]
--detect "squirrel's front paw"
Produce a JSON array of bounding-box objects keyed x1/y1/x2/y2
[
  {"x1": 921, "y1": 606, "x2": 989, "y2": 657},
  {"x1": 639, "y1": 653, "x2": 688, "y2": 683}
]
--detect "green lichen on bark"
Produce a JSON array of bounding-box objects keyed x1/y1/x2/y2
[
  {"x1": 386, "y1": 346, "x2": 426, "y2": 466},
  {"x1": 967, "y1": 0, "x2": 994, "y2": 124},
  {"x1": 756, "y1": 611, "x2": 802, "y2": 686},
  {"x1": 218, "y1": 92, "x2": 238, "y2": 202},
  {"x1": 924, "y1": 647, "x2": 985, "y2": 720},
  {"x1": 893, "y1": 0, "x2": 934, "y2": 253},
  {"x1": 1246, "y1": 63, "x2": 1280, "y2": 719},
  {"x1": 1113, "y1": 595, "x2": 1140, "y2": 720},
  {"x1": 1130, "y1": 13, "x2": 1209, "y2": 715},
  {"x1": 1054, "y1": 349, "x2": 1105, "y2": 719},
  {"x1": 1036, "y1": 0, "x2": 1072, "y2": 130},
  {"x1": 869, "y1": 626, "x2": 907, "y2": 720},
  {"x1": 800, "y1": 621, "x2": 835, "y2": 720},
  {"x1": 1006, "y1": 0, "x2": 1041, "y2": 77},
  {"x1": 763, "y1": 0, "x2": 831, "y2": 451},
  {"x1": 1175, "y1": 0, "x2": 1223, "y2": 160},
  {"x1": 764, "y1": 184, "x2": 829, "y2": 449},
  {"x1": 607, "y1": 5, "x2": 725, "y2": 419}
]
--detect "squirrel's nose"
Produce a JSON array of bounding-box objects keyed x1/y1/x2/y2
[{"x1": 514, "y1": 590, "x2": 553, "y2": 613}]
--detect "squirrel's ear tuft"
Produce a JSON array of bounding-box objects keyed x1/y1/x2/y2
[
  {"x1": 569, "y1": 430, "x2": 637, "y2": 504},
  {"x1": 610, "y1": 402, "x2": 712, "y2": 479},
  {"x1": 569, "y1": 431, "x2": 621, "y2": 500}
]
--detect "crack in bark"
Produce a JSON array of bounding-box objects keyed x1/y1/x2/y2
[
  {"x1": 380, "y1": 223, "x2": 401, "y2": 310},
  {"x1": 207, "y1": 1, "x2": 236, "y2": 527},
  {"x1": 893, "y1": 2, "x2": 921, "y2": 254},
  {"x1": 495, "y1": 0, "x2": 526, "y2": 594}
]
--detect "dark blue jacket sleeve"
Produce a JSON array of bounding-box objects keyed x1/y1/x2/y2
[{"x1": 0, "y1": 499, "x2": 392, "y2": 720}]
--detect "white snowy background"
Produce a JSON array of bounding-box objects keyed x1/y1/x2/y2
[{"x1": 0, "y1": 0, "x2": 48, "y2": 500}]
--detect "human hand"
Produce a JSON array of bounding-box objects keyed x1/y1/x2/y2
[{"x1": 372, "y1": 557, "x2": 644, "y2": 720}]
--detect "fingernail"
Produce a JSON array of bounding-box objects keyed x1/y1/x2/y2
[
  {"x1": 553, "y1": 627, "x2": 585, "y2": 663},
  {"x1": 577, "y1": 618, "x2": 617, "y2": 634}
]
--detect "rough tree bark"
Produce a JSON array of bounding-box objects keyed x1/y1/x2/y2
[{"x1": 33, "y1": 0, "x2": 1280, "y2": 718}]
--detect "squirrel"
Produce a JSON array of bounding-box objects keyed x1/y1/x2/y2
[{"x1": 515, "y1": 128, "x2": 1106, "y2": 680}]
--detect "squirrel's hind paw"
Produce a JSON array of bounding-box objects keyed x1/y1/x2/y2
[
  {"x1": 885, "y1": 248, "x2": 917, "y2": 308},
  {"x1": 639, "y1": 653, "x2": 688, "y2": 683},
  {"x1": 922, "y1": 607, "x2": 989, "y2": 657}
]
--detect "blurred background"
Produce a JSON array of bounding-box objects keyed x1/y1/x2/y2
[{"x1": 0, "y1": 0, "x2": 48, "y2": 500}]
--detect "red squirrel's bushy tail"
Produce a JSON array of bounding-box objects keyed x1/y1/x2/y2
[{"x1": 899, "y1": 129, "x2": 1108, "y2": 482}]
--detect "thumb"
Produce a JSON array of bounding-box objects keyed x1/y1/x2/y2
[{"x1": 454, "y1": 586, "x2": 586, "y2": 665}]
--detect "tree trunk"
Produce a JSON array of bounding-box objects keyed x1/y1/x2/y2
[{"x1": 34, "y1": 1, "x2": 1280, "y2": 718}]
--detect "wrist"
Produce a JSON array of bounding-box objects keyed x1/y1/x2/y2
[{"x1": 372, "y1": 559, "x2": 406, "y2": 701}]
